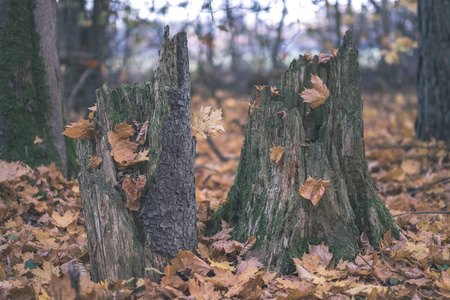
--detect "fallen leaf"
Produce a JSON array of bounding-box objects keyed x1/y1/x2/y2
[
  {"x1": 270, "y1": 146, "x2": 284, "y2": 165},
  {"x1": 401, "y1": 159, "x2": 421, "y2": 175},
  {"x1": 270, "y1": 86, "x2": 280, "y2": 96},
  {"x1": 299, "y1": 175, "x2": 329, "y2": 206},
  {"x1": 299, "y1": 75, "x2": 330, "y2": 109},
  {"x1": 0, "y1": 160, "x2": 32, "y2": 182},
  {"x1": 309, "y1": 243, "x2": 333, "y2": 267},
  {"x1": 192, "y1": 106, "x2": 225, "y2": 139},
  {"x1": 51, "y1": 210, "x2": 79, "y2": 228},
  {"x1": 122, "y1": 175, "x2": 146, "y2": 211},
  {"x1": 304, "y1": 51, "x2": 313, "y2": 62},
  {"x1": 318, "y1": 53, "x2": 333, "y2": 64}
]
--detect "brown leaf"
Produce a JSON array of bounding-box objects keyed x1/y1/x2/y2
[
  {"x1": 88, "y1": 156, "x2": 102, "y2": 169},
  {"x1": 62, "y1": 119, "x2": 94, "y2": 139},
  {"x1": 299, "y1": 175, "x2": 329, "y2": 206},
  {"x1": 122, "y1": 175, "x2": 146, "y2": 211},
  {"x1": 135, "y1": 120, "x2": 150, "y2": 144},
  {"x1": 0, "y1": 160, "x2": 32, "y2": 182},
  {"x1": 270, "y1": 146, "x2": 284, "y2": 165},
  {"x1": 292, "y1": 258, "x2": 313, "y2": 280},
  {"x1": 51, "y1": 210, "x2": 79, "y2": 228},
  {"x1": 304, "y1": 51, "x2": 313, "y2": 62},
  {"x1": 299, "y1": 75, "x2": 330, "y2": 109},
  {"x1": 309, "y1": 243, "x2": 333, "y2": 267},
  {"x1": 331, "y1": 48, "x2": 339, "y2": 56},
  {"x1": 401, "y1": 159, "x2": 421, "y2": 175},
  {"x1": 48, "y1": 273, "x2": 77, "y2": 299},
  {"x1": 218, "y1": 25, "x2": 229, "y2": 32},
  {"x1": 270, "y1": 86, "x2": 280, "y2": 96}
]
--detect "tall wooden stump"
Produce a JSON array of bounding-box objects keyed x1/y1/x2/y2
[
  {"x1": 77, "y1": 29, "x2": 196, "y2": 282},
  {"x1": 207, "y1": 31, "x2": 398, "y2": 273}
]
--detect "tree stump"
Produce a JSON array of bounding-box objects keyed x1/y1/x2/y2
[
  {"x1": 77, "y1": 29, "x2": 197, "y2": 282},
  {"x1": 207, "y1": 31, "x2": 398, "y2": 273}
]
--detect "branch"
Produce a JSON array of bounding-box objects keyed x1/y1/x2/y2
[
  {"x1": 392, "y1": 211, "x2": 450, "y2": 217},
  {"x1": 408, "y1": 177, "x2": 450, "y2": 195}
]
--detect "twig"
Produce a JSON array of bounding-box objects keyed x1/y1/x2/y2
[
  {"x1": 67, "y1": 67, "x2": 94, "y2": 110},
  {"x1": 408, "y1": 177, "x2": 450, "y2": 195},
  {"x1": 206, "y1": 136, "x2": 239, "y2": 162},
  {"x1": 392, "y1": 211, "x2": 450, "y2": 217}
]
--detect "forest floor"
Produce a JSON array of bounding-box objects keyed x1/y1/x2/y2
[{"x1": 0, "y1": 89, "x2": 449, "y2": 299}]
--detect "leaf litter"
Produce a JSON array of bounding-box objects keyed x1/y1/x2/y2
[{"x1": 0, "y1": 89, "x2": 449, "y2": 299}]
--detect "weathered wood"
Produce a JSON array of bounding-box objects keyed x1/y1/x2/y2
[
  {"x1": 207, "y1": 31, "x2": 398, "y2": 273},
  {"x1": 416, "y1": 0, "x2": 450, "y2": 143},
  {"x1": 77, "y1": 29, "x2": 196, "y2": 282}
]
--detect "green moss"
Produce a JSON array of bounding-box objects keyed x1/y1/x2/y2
[
  {"x1": 364, "y1": 197, "x2": 400, "y2": 243},
  {"x1": 0, "y1": 0, "x2": 61, "y2": 169},
  {"x1": 111, "y1": 111, "x2": 121, "y2": 127}
]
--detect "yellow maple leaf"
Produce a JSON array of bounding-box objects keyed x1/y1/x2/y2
[
  {"x1": 191, "y1": 106, "x2": 225, "y2": 139},
  {"x1": 208, "y1": 259, "x2": 236, "y2": 272},
  {"x1": 299, "y1": 75, "x2": 330, "y2": 109},
  {"x1": 51, "y1": 210, "x2": 79, "y2": 228},
  {"x1": 299, "y1": 175, "x2": 329, "y2": 206},
  {"x1": 33, "y1": 136, "x2": 43, "y2": 144},
  {"x1": 270, "y1": 146, "x2": 284, "y2": 164}
]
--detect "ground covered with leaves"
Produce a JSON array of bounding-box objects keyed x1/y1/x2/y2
[{"x1": 0, "y1": 89, "x2": 449, "y2": 299}]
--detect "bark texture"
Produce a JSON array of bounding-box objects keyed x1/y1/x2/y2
[
  {"x1": 0, "y1": 0, "x2": 62, "y2": 169},
  {"x1": 208, "y1": 31, "x2": 397, "y2": 273},
  {"x1": 34, "y1": 0, "x2": 67, "y2": 175},
  {"x1": 77, "y1": 30, "x2": 196, "y2": 282},
  {"x1": 415, "y1": 0, "x2": 450, "y2": 143}
]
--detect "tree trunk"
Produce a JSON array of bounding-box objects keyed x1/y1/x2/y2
[
  {"x1": 415, "y1": 0, "x2": 450, "y2": 143},
  {"x1": 0, "y1": 0, "x2": 64, "y2": 170},
  {"x1": 77, "y1": 29, "x2": 197, "y2": 282},
  {"x1": 207, "y1": 31, "x2": 398, "y2": 274},
  {"x1": 34, "y1": 0, "x2": 67, "y2": 176}
]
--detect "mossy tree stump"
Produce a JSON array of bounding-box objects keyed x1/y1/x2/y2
[
  {"x1": 77, "y1": 29, "x2": 196, "y2": 282},
  {"x1": 207, "y1": 31, "x2": 398, "y2": 273}
]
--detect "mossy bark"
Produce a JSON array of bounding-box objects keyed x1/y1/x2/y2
[
  {"x1": 77, "y1": 30, "x2": 196, "y2": 282},
  {"x1": 0, "y1": 0, "x2": 62, "y2": 169},
  {"x1": 207, "y1": 31, "x2": 398, "y2": 273}
]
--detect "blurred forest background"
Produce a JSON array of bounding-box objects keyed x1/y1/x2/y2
[{"x1": 59, "y1": 0, "x2": 418, "y2": 120}]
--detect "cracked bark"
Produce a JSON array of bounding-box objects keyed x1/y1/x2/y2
[
  {"x1": 77, "y1": 30, "x2": 196, "y2": 282},
  {"x1": 207, "y1": 31, "x2": 398, "y2": 274}
]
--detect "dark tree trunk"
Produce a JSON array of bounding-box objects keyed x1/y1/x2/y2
[
  {"x1": 207, "y1": 31, "x2": 398, "y2": 274},
  {"x1": 34, "y1": 0, "x2": 67, "y2": 175},
  {"x1": 415, "y1": 0, "x2": 450, "y2": 143},
  {"x1": 0, "y1": 0, "x2": 64, "y2": 170},
  {"x1": 77, "y1": 29, "x2": 197, "y2": 282}
]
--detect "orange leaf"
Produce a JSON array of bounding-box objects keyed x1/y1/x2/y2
[
  {"x1": 299, "y1": 175, "x2": 329, "y2": 206},
  {"x1": 62, "y1": 119, "x2": 94, "y2": 139},
  {"x1": 331, "y1": 48, "x2": 339, "y2": 56},
  {"x1": 299, "y1": 75, "x2": 330, "y2": 109}
]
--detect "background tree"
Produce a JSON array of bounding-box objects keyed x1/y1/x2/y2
[
  {"x1": 415, "y1": 0, "x2": 450, "y2": 143},
  {"x1": 0, "y1": 0, "x2": 66, "y2": 173}
]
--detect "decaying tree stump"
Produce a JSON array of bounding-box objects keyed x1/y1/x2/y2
[
  {"x1": 77, "y1": 28, "x2": 196, "y2": 282},
  {"x1": 207, "y1": 31, "x2": 398, "y2": 273}
]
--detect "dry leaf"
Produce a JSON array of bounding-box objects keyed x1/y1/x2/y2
[
  {"x1": 122, "y1": 175, "x2": 146, "y2": 211},
  {"x1": 304, "y1": 51, "x2": 313, "y2": 62},
  {"x1": 299, "y1": 175, "x2": 329, "y2": 206},
  {"x1": 401, "y1": 159, "x2": 421, "y2": 175},
  {"x1": 191, "y1": 106, "x2": 225, "y2": 139},
  {"x1": 309, "y1": 243, "x2": 333, "y2": 267},
  {"x1": 331, "y1": 48, "x2": 339, "y2": 56},
  {"x1": 270, "y1": 86, "x2": 280, "y2": 96},
  {"x1": 0, "y1": 160, "x2": 32, "y2": 182},
  {"x1": 33, "y1": 136, "x2": 43, "y2": 144},
  {"x1": 299, "y1": 75, "x2": 330, "y2": 109},
  {"x1": 135, "y1": 120, "x2": 150, "y2": 144},
  {"x1": 88, "y1": 156, "x2": 102, "y2": 169},
  {"x1": 51, "y1": 210, "x2": 79, "y2": 228},
  {"x1": 255, "y1": 85, "x2": 267, "y2": 91},
  {"x1": 270, "y1": 146, "x2": 284, "y2": 165},
  {"x1": 62, "y1": 119, "x2": 94, "y2": 139}
]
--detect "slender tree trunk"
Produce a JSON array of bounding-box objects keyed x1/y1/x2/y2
[
  {"x1": 0, "y1": 0, "x2": 64, "y2": 170},
  {"x1": 77, "y1": 29, "x2": 197, "y2": 282},
  {"x1": 34, "y1": 0, "x2": 67, "y2": 175},
  {"x1": 415, "y1": 0, "x2": 450, "y2": 143},
  {"x1": 207, "y1": 31, "x2": 398, "y2": 274}
]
